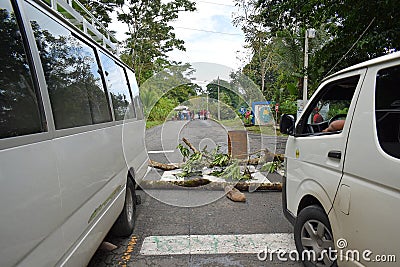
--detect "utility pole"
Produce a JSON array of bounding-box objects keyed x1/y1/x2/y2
[
  {"x1": 303, "y1": 28, "x2": 316, "y2": 102},
  {"x1": 217, "y1": 76, "x2": 220, "y2": 120}
]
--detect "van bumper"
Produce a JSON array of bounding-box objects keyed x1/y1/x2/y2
[{"x1": 282, "y1": 175, "x2": 296, "y2": 226}]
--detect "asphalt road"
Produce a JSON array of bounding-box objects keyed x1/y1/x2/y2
[
  {"x1": 145, "y1": 119, "x2": 287, "y2": 165},
  {"x1": 89, "y1": 119, "x2": 298, "y2": 267}
]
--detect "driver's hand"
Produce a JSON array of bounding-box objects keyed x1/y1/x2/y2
[{"x1": 323, "y1": 120, "x2": 345, "y2": 132}]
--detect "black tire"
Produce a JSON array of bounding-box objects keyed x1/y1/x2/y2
[
  {"x1": 294, "y1": 205, "x2": 337, "y2": 267},
  {"x1": 111, "y1": 178, "x2": 136, "y2": 237}
]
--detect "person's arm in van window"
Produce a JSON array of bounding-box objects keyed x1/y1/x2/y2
[{"x1": 323, "y1": 120, "x2": 345, "y2": 132}]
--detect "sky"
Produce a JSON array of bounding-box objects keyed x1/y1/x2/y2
[
  {"x1": 109, "y1": 0, "x2": 248, "y2": 72},
  {"x1": 166, "y1": 0, "x2": 247, "y2": 70}
]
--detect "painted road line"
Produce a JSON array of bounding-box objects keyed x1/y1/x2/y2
[
  {"x1": 147, "y1": 150, "x2": 175, "y2": 154},
  {"x1": 119, "y1": 235, "x2": 137, "y2": 267},
  {"x1": 140, "y1": 233, "x2": 295, "y2": 256}
]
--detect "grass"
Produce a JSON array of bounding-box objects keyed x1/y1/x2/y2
[
  {"x1": 146, "y1": 120, "x2": 164, "y2": 129},
  {"x1": 217, "y1": 119, "x2": 282, "y2": 136}
]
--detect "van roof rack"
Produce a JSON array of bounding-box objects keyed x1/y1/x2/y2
[{"x1": 41, "y1": 0, "x2": 119, "y2": 54}]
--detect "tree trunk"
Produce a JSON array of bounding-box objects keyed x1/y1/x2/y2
[{"x1": 148, "y1": 160, "x2": 183, "y2": 170}]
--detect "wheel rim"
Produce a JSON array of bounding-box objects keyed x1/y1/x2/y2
[
  {"x1": 125, "y1": 187, "x2": 134, "y2": 224},
  {"x1": 300, "y1": 219, "x2": 334, "y2": 266}
]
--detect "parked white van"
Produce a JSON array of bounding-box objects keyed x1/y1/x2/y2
[
  {"x1": 280, "y1": 52, "x2": 400, "y2": 266},
  {"x1": 0, "y1": 0, "x2": 147, "y2": 266}
]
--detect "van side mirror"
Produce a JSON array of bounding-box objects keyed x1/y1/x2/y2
[{"x1": 280, "y1": 114, "x2": 295, "y2": 135}]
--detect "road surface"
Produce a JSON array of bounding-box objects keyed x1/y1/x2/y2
[{"x1": 89, "y1": 119, "x2": 298, "y2": 266}]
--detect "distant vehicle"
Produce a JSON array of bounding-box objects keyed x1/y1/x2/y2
[
  {"x1": 0, "y1": 0, "x2": 147, "y2": 266},
  {"x1": 280, "y1": 52, "x2": 400, "y2": 266}
]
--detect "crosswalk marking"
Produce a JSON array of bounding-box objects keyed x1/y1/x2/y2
[
  {"x1": 147, "y1": 150, "x2": 175, "y2": 154},
  {"x1": 140, "y1": 233, "x2": 295, "y2": 256}
]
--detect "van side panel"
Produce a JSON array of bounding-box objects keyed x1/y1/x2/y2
[
  {"x1": 0, "y1": 0, "x2": 147, "y2": 265},
  {"x1": 0, "y1": 141, "x2": 64, "y2": 267},
  {"x1": 122, "y1": 119, "x2": 148, "y2": 184},
  {"x1": 337, "y1": 64, "x2": 400, "y2": 266},
  {"x1": 53, "y1": 126, "x2": 126, "y2": 252},
  {"x1": 58, "y1": 167, "x2": 126, "y2": 267}
]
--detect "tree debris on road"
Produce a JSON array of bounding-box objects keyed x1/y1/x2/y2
[
  {"x1": 225, "y1": 185, "x2": 246, "y2": 202},
  {"x1": 148, "y1": 137, "x2": 284, "y2": 188},
  {"x1": 148, "y1": 160, "x2": 183, "y2": 170}
]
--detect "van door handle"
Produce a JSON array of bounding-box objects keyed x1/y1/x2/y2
[{"x1": 328, "y1": 150, "x2": 341, "y2": 159}]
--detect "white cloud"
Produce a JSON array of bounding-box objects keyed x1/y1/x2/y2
[
  {"x1": 109, "y1": 0, "x2": 248, "y2": 70},
  {"x1": 167, "y1": 0, "x2": 247, "y2": 69}
]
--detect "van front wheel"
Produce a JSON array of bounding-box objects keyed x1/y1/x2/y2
[
  {"x1": 111, "y1": 179, "x2": 136, "y2": 237},
  {"x1": 294, "y1": 205, "x2": 337, "y2": 267}
]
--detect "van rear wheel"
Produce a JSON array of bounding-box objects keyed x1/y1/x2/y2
[
  {"x1": 111, "y1": 179, "x2": 136, "y2": 237},
  {"x1": 294, "y1": 205, "x2": 337, "y2": 267}
]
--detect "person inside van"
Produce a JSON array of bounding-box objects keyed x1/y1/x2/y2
[
  {"x1": 322, "y1": 119, "x2": 345, "y2": 132},
  {"x1": 313, "y1": 108, "x2": 323, "y2": 123}
]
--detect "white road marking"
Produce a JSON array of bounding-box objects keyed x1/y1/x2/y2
[
  {"x1": 147, "y1": 150, "x2": 175, "y2": 154},
  {"x1": 160, "y1": 170, "x2": 271, "y2": 184},
  {"x1": 140, "y1": 233, "x2": 295, "y2": 256}
]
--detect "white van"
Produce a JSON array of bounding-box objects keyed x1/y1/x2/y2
[
  {"x1": 280, "y1": 52, "x2": 400, "y2": 266},
  {"x1": 0, "y1": 0, "x2": 147, "y2": 266}
]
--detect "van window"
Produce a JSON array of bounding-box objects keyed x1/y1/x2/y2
[
  {"x1": 0, "y1": 1, "x2": 44, "y2": 139},
  {"x1": 296, "y1": 76, "x2": 359, "y2": 135},
  {"x1": 126, "y1": 68, "x2": 144, "y2": 120},
  {"x1": 26, "y1": 4, "x2": 112, "y2": 129},
  {"x1": 99, "y1": 52, "x2": 135, "y2": 121},
  {"x1": 376, "y1": 65, "x2": 400, "y2": 159}
]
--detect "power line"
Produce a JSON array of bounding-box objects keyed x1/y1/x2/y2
[
  {"x1": 325, "y1": 17, "x2": 376, "y2": 77},
  {"x1": 175, "y1": 26, "x2": 244, "y2": 36},
  {"x1": 197, "y1": 1, "x2": 236, "y2": 7}
]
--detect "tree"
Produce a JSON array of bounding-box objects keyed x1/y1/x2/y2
[
  {"x1": 256, "y1": 0, "x2": 400, "y2": 79},
  {"x1": 206, "y1": 79, "x2": 241, "y2": 109},
  {"x1": 233, "y1": 0, "x2": 276, "y2": 94},
  {"x1": 139, "y1": 63, "x2": 200, "y2": 120},
  {"x1": 78, "y1": 0, "x2": 121, "y2": 27},
  {"x1": 117, "y1": 0, "x2": 196, "y2": 85},
  {"x1": 233, "y1": 0, "x2": 296, "y2": 99}
]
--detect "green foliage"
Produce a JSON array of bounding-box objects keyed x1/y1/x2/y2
[
  {"x1": 256, "y1": 0, "x2": 400, "y2": 81},
  {"x1": 181, "y1": 152, "x2": 203, "y2": 174},
  {"x1": 279, "y1": 97, "x2": 297, "y2": 115},
  {"x1": 233, "y1": 0, "x2": 400, "y2": 105},
  {"x1": 261, "y1": 158, "x2": 283, "y2": 173},
  {"x1": 211, "y1": 153, "x2": 230, "y2": 167},
  {"x1": 206, "y1": 79, "x2": 241, "y2": 109},
  {"x1": 77, "y1": 0, "x2": 120, "y2": 27},
  {"x1": 145, "y1": 120, "x2": 163, "y2": 129},
  {"x1": 140, "y1": 89, "x2": 158, "y2": 117},
  {"x1": 147, "y1": 97, "x2": 177, "y2": 121},
  {"x1": 328, "y1": 106, "x2": 349, "y2": 118},
  {"x1": 177, "y1": 144, "x2": 190, "y2": 159},
  {"x1": 176, "y1": 142, "x2": 255, "y2": 181},
  {"x1": 220, "y1": 160, "x2": 242, "y2": 180},
  {"x1": 139, "y1": 63, "x2": 199, "y2": 122},
  {"x1": 164, "y1": 84, "x2": 197, "y2": 104}
]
